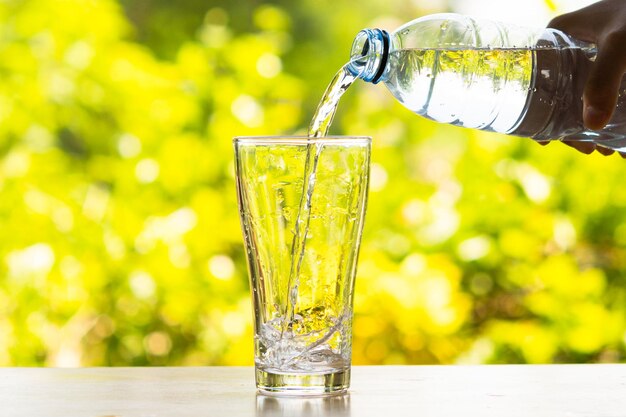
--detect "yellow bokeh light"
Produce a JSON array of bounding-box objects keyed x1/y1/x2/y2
[
  {"x1": 0, "y1": 0, "x2": 622, "y2": 367},
  {"x1": 208, "y1": 255, "x2": 235, "y2": 281}
]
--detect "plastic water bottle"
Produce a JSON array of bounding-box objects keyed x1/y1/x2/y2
[{"x1": 348, "y1": 13, "x2": 626, "y2": 152}]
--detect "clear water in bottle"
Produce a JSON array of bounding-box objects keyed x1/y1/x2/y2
[
  {"x1": 385, "y1": 46, "x2": 626, "y2": 150},
  {"x1": 384, "y1": 47, "x2": 533, "y2": 134}
]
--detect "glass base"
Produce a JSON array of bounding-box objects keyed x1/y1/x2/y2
[{"x1": 255, "y1": 368, "x2": 350, "y2": 396}]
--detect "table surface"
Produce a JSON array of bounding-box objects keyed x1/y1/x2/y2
[{"x1": 2, "y1": 365, "x2": 626, "y2": 417}]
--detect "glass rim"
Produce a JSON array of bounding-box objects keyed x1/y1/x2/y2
[{"x1": 233, "y1": 135, "x2": 371, "y2": 145}]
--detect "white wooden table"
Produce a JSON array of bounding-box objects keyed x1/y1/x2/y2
[{"x1": 2, "y1": 366, "x2": 625, "y2": 417}]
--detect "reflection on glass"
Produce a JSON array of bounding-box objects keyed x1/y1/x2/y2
[{"x1": 256, "y1": 393, "x2": 351, "y2": 417}]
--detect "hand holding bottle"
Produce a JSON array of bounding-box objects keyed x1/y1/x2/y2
[{"x1": 548, "y1": 0, "x2": 626, "y2": 156}]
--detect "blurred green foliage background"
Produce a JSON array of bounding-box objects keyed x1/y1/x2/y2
[{"x1": 1, "y1": 0, "x2": 626, "y2": 366}]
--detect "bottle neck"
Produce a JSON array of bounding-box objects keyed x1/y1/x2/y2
[{"x1": 348, "y1": 28, "x2": 391, "y2": 84}]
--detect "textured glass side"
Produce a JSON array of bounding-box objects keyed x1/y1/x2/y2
[{"x1": 235, "y1": 140, "x2": 370, "y2": 394}]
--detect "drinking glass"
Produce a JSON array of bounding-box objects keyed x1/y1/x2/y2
[{"x1": 234, "y1": 136, "x2": 371, "y2": 396}]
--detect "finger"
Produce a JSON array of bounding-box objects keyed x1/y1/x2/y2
[
  {"x1": 595, "y1": 145, "x2": 615, "y2": 156},
  {"x1": 547, "y1": 12, "x2": 596, "y2": 42},
  {"x1": 547, "y1": 0, "x2": 621, "y2": 42},
  {"x1": 621, "y1": 152, "x2": 626, "y2": 159},
  {"x1": 583, "y1": 31, "x2": 626, "y2": 130},
  {"x1": 562, "y1": 140, "x2": 595, "y2": 154},
  {"x1": 535, "y1": 140, "x2": 550, "y2": 146}
]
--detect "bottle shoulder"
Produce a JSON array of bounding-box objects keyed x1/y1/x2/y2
[{"x1": 391, "y1": 13, "x2": 557, "y2": 51}]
